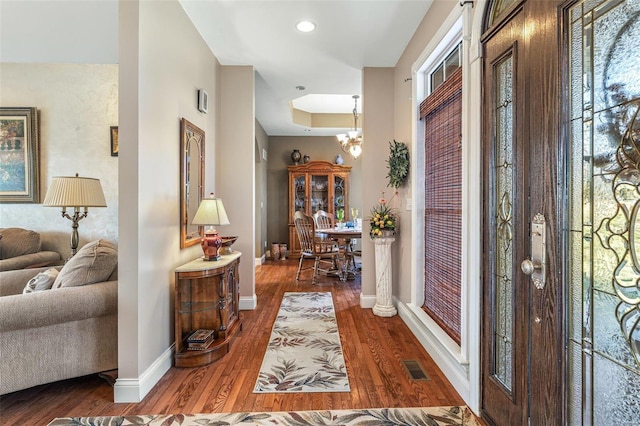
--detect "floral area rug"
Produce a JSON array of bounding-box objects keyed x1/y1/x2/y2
[
  {"x1": 48, "y1": 406, "x2": 481, "y2": 425},
  {"x1": 253, "y1": 291, "x2": 350, "y2": 393}
]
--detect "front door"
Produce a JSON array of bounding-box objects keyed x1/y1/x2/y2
[
  {"x1": 481, "y1": 0, "x2": 563, "y2": 424},
  {"x1": 482, "y1": 0, "x2": 640, "y2": 424}
]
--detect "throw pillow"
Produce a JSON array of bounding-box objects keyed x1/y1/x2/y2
[
  {"x1": 0, "y1": 228, "x2": 41, "y2": 260},
  {"x1": 23, "y1": 268, "x2": 59, "y2": 294},
  {"x1": 52, "y1": 239, "x2": 118, "y2": 288}
]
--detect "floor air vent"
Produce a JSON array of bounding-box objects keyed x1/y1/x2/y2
[{"x1": 401, "y1": 360, "x2": 430, "y2": 381}]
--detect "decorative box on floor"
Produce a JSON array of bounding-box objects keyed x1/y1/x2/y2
[{"x1": 174, "y1": 252, "x2": 242, "y2": 367}]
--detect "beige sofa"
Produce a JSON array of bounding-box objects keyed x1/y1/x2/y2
[
  {"x1": 0, "y1": 227, "x2": 61, "y2": 271},
  {"x1": 0, "y1": 240, "x2": 118, "y2": 395}
]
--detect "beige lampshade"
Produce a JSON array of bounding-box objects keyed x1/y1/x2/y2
[
  {"x1": 192, "y1": 197, "x2": 230, "y2": 226},
  {"x1": 43, "y1": 175, "x2": 107, "y2": 207}
]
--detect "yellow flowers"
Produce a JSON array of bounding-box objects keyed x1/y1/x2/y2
[{"x1": 368, "y1": 198, "x2": 397, "y2": 239}]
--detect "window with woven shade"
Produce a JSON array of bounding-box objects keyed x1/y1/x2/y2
[{"x1": 420, "y1": 67, "x2": 462, "y2": 344}]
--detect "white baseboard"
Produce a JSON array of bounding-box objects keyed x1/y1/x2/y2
[
  {"x1": 397, "y1": 301, "x2": 471, "y2": 405},
  {"x1": 255, "y1": 255, "x2": 265, "y2": 266},
  {"x1": 114, "y1": 344, "x2": 174, "y2": 403},
  {"x1": 240, "y1": 294, "x2": 257, "y2": 310},
  {"x1": 360, "y1": 293, "x2": 376, "y2": 308}
]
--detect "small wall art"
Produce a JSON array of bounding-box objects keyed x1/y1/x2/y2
[
  {"x1": 198, "y1": 89, "x2": 208, "y2": 113},
  {"x1": 0, "y1": 107, "x2": 40, "y2": 203},
  {"x1": 110, "y1": 126, "x2": 118, "y2": 157}
]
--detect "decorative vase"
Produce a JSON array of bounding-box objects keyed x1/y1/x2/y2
[
  {"x1": 271, "y1": 242, "x2": 280, "y2": 260},
  {"x1": 335, "y1": 154, "x2": 344, "y2": 165},
  {"x1": 303, "y1": 154, "x2": 310, "y2": 164},
  {"x1": 279, "y1": 243, "x2": 287, "y2": 260},
  {"x1": 291, "y1": 149, "x2": 302, "y2": 165}
]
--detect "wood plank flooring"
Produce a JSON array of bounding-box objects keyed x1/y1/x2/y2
[{"x1": 0, "y1": 260, "x2": 467, "y2": 425}]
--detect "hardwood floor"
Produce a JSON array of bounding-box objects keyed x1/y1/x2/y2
[{"x1": 0, "y1": 259, "x2": 466, "y2": 425}]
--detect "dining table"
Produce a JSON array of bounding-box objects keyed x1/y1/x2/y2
[{"x1": 316, "y1": 226, "x2": 362, "y2": 282}]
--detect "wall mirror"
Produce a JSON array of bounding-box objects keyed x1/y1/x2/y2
[{"x1": 180, "y1": 118, "x2": 205, "y2": 248}]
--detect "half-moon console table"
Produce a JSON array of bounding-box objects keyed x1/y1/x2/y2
[{"x1": 174, "y1": 252, "x2": 242, "y2": 368}]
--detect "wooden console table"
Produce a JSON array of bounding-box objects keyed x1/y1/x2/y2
[{"x1": 174, "y1": 252, "x2": 242, "y2": 367}]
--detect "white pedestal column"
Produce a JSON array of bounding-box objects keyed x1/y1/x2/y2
[{"x1": 373, "y1": 237, "x2": 397, "y2": 317}]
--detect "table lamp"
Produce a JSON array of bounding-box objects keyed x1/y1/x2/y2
[
  {"x1": 43, "y1": 173, "x2": 107, "y2": 258},
  {"x1": 191, "y1": 194, "x2": 230, "y2": 261}
]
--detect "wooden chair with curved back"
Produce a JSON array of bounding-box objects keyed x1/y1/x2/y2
[
  {"x1": 294, "y1": 210, "x2": 338, "y2": 285},
  {"x1": 313, "y1": 210, "x2": 334, "y2": 230},
  {"x1": 313, "y1": 210, "x2": 334, "y2": 242}
]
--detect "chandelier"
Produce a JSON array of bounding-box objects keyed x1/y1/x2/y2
[{"x1": 336, "y1": 95, "x2": 363, "y2": 159}]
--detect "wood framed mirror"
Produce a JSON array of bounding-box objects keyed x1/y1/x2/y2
[{"x1": 180, "y1": 118, "x2": 205, "y2": 248}]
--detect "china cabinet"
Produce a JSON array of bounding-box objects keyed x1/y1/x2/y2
[
  {"x1": 288, "y1": 161, "x2": 351, "y2": 257},
  {"x1": 174, "y1": 252, "x2": 241, "y2": 367}
]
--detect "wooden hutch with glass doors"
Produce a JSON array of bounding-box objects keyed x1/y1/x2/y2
[{"x1": 288, "y1": 161, "x2": 351, "y2": 258}]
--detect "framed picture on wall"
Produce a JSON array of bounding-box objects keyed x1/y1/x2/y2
[
  {"x1": 0, "y1": 107, "x2": 40, "y2": 203},
  {"x1": 198, "y1": 89, "x2": 208, "y2": 113},
  {"x1": 110, "y1": 126, "x2": 119, "y2": 157}
]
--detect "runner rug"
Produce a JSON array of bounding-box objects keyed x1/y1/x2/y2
[
  {"x1": 253, "y1": 291, "x2": 350, "y2": 393},
  {"x1": 48, "y1": 406, "x2": 481, "y2": 425}
]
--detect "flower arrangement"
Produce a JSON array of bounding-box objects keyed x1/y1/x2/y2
[{"x1": 368, "y1": 193, "x2": 397, "y2": 238}]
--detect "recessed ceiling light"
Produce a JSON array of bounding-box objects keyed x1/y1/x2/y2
[
  {"x1": 296, "y1": 21, "x2": 315, "y2": 33},
  {"x1": 296, "y1": 85, "x2": 306, "y2": 91}
]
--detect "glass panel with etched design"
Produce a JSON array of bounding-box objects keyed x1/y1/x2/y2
[
  {"x1": 294, "y1": 175, "x2": 306, "y2": 213},
  {"x1": 488, "y1": 0, "x2": 519, "y2": 26},
  {"x1": 493, "y1": 53, "x2": 515, "y2": 391},
  {"x1": 334, "y1": 175, "x2": 346, "y2": 214},
  {"x1": 310, "y1": 175, "x2": 328, "y2": 215},
  {"x1": 567, "y1": 0, "x2": 640, "y2": 424}
]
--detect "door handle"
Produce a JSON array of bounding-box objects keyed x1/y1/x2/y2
[
  {"x1": 521, "y1": 213, "x2": 546, "y2": 290},
  {"x1": 521, "y1": 259, "x2": 541, "y2": 275}
]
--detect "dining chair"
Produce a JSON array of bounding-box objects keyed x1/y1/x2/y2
[
  {"x1": 294, "y1": 211, "x2": 338, "y2": 285},
  {"x1": 313, "y1": 210, "x2": 334, "y2": 230},
  {"x1": 316, "y1": 209, "x2": 359, "y2": 270},
  {"x1": 313, "y1": 210, "x2": 334, "y2": 242}
]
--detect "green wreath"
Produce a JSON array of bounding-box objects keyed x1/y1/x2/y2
[{"x1": 386, "y1": 140, "x2": 409, "y2": 188}]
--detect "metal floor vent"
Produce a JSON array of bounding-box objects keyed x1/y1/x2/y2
[{"x1": 401, "y1": 360, "x2": 430, "y2": 381}]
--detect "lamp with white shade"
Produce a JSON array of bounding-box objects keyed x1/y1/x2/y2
[
  {"x1": 43, "y1": 174, "x2": 107, "y2": 258},
  {"x1": 191, "y1": 194, "x2": 230, "y2": 261}
]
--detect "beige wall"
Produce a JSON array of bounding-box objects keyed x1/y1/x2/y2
[
  {"x1": 117, "y1": 0, "x2": 221, "y2": 401},
  {"x1": 0, "y1": 63, "x2": 118, "y2": 258},
  {"x1": 361, "y1": 68, "x2": 395, "y2": 303},
  {"x1": 266, "y1": 136, "x2": 362, "y2": 250},
  {"x1": 255, "y1": 120, "x2": 268, "y2": 259},
  {"x1": 217, "y1": 65, "x2": 255, "y2": 302}
]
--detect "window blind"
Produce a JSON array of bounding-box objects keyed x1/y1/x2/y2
[{"x1": 420, "y1": 67, "x2": 462, "y2": 344}]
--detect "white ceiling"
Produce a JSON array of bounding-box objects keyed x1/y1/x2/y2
[
  {"x1": 0, "y1": 0, "x2": 433, "y2": 136},
  {"x1": 180, "y1": 0, "x2": 433, "y2": 136}
]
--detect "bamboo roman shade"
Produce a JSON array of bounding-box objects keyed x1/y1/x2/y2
[{"x1": 420, "y1": 67, "x2": 462, "y2": 344}]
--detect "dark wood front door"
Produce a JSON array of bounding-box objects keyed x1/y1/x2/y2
[{"x1": 481, "y1": 1, "x2": 563, "y2": 424}]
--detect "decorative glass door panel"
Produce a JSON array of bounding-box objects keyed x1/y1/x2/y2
[
  {"x1": 294, "y1": 174, "x2": 306, "y2": 213},
  {"x1": 492, "y1": 53, "x2": 515, "y2": 391},
  {"x1": 567, "y1": 0, "x2": 640, "y2": 423},
  {"x1": 334, "y1": 175, "x2": 346, "y2": 217},
  {"x1": 310, "y1": 175, "x2": 328, "y2": 214}
]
